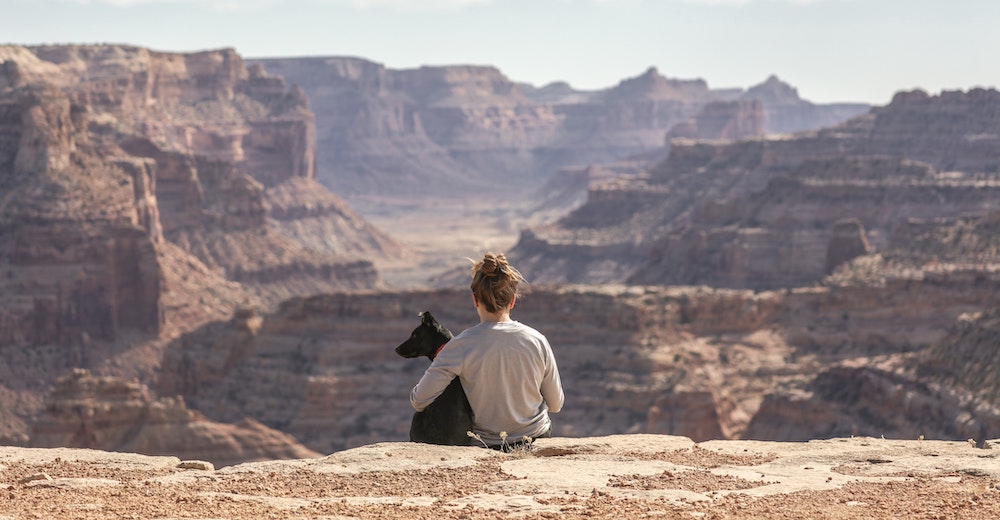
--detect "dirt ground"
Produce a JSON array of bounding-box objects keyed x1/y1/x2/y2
[{"x1": 3, "y1": 435, "x2": 999, "y2": 519}]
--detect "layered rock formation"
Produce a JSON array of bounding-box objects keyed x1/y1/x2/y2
[
  {"x1": 0, "y1": 45, "x2": 400, "y2": 342},
  {"x1": 742, "y1": 211, "x2": 1000, "y2": 443},
  {"x1": 28, "y1": 369, "x2": 320, "y2": 467},
  {"x1": 664, "y1": 99, "x2": 765, "y2": 142},
  {"x1": 514, "y1": 88, "x2": 1000, "y2": 288},
  {"x1": 155, "y1": 234, "x2": 1000, "y2": 453},
  {"x1": 0, "y1": 44, "x2": 402, "y2": 443},
  {"x1": 249, "y1": 59, "x2": 868, "y2": 206},
  {"x1": 3, "y1": 44, "x2": 996, "y2": 467},
  {"x1": 247, "y1": 57, "x2": 558, "y2": 199}
]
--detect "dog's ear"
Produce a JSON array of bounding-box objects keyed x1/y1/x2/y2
[{"x1": 420, "y1": 311, "x2": 435, "y2": 325}]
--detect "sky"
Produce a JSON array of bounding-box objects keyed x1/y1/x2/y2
[{"x1": 1, "y1": 0, "x2": 997, "y2": 105}]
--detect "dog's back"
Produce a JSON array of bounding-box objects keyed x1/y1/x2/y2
[{"x1": 395, "y1": 311, "x2": 474, "y2": 445}]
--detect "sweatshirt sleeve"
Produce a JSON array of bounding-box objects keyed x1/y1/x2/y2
[
  {"x1": 540, "y1": 339, "x2": 564, "y2": 413},
  {"x1": 409, "y1": 344, "x2": 461, "y2": 412}
]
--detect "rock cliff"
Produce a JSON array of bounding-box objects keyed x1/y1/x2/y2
[
  {"x1": 0, "y1": 45, "x2": 399, "y2": 341},
  {"x1": 28, "y1": 369, "x2": 320, "y2": 468},
  {"x1": 249, "y1": 59, "x2": 869, "y2": 205},
  {"x1": 742, "y1": 74, "x2": 870, "y2": 135},
  {"x1": 156, "y1": 239, "x2": 1000, "y2": 453},
  {"x1": 513, "y1": 88, "x2": 1000, "y2": 288},
  {"x1": 0, "y1": 44, "x2": 402, "y2": 443}
]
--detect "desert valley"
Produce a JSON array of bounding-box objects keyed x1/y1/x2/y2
[{"x1": 1, "y1": 44, "x2": 999, "y2": 517}]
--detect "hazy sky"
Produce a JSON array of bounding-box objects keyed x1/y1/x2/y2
[{"x1": 2, "y1": 0, "x2": 996, "y2": 104}]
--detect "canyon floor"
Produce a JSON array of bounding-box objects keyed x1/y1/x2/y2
[
  {"x1": 356, "y1": 194, "x2": 535, "y2": 289},
  {"x1": 3, "y1": 434, "x2": 999, "y2": 519}
]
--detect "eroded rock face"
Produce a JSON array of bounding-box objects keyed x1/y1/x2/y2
[
  {"x1": 0, "y1": 44, "x2": 400, "y2": 444},
  {"x1": 29, "y1": 369, "x2": 320, "y2": 467},
  {"x1": 249, "y1": 59, "x2": 868, "y2": 202},
  {"x1": 0, "y1": 44, "x2": 402, "y2": 341},
  {"x1": 0, "y1": 86, "x2": 163, "y2": 346},
  {"x1": 515, "y1": 89, "x2": 1000, "y2": 289},
  {"x1": 156, "y1": 255, "x2": 1000, "y2": 452},
  {"x1": 745, "y1": 361, "x2": 1000, "y2": 443},
  {"x1": 825, "y1": 218, "x2": 872, "y2": 274}
]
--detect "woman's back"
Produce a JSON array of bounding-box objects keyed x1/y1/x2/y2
[{"x1": 409, "y1": 252, "x2": 564, "y2": 448}]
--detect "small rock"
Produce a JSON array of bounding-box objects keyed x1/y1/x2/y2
[
  {"x1": 177, "y1": 460, "x2": 214, "y2": 471},
  {"x1": 18, "y1": 473, "x2": 53, "y2": 485}
]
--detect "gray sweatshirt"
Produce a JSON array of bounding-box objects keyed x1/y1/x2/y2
[{"x1": 410, "y1": 320, "x2": 564, "y2": 446}]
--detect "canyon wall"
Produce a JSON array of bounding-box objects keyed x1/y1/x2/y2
[
  {"x1": 250, "y1": 59, "x2": 868, "y2": 204},
  {"x1": 154, "y1": 233, "x2": 1000, "y2": 453},
  {"x1": 513, "y1": 88, "x2": 1000, "y2": 289},
  {"x1": 0, "y1": 44, "x2": 403, "y2": 443},
  {"x1": 3, "y1": 45, "x2": 996, "y2": 466},
  {"x1": 29, "y1": 369, "x2": 320, "y2": 467},
  {"x1": 0, "y1": 45, "x2": 399, "y2": 342}
]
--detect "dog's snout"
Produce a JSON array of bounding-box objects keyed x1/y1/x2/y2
[{"x1": 395, "y1": 341, "x2": 419, "y2": 358}]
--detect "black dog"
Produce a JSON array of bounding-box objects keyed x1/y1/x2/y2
[{"x1": 395, "y1": 311, "x2": 474, "y2": 445}]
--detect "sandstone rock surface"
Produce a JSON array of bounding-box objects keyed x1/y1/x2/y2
[
  {"x1": 1, "y1": 435, "x2": 998, "y2": 518},
  {"x1": 27, "y1": 369, "x2": 320, "y2": 468}
]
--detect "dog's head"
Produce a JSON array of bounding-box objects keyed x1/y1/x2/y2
[{"x1": 395, "y1": 311, "x2": 454, "y2": 361}]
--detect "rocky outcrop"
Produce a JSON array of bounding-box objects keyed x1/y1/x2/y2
[
  {"x1": 514, "y1": 89, "x2": 1000, "y2": 288},
  {"x1": 1, "y1": 45, "x2": 399, "y2": 329},
  {"x1": 0, "y1": 85, "x2": 163, "y2": 346},
  {"x1": 745, "y1": 302, "x2": 1000, "y2": 444},
  {"x1": 739, "y1": 211, "x2": 1000, "y2": 443},
  {"x1": 29, "y1": 369, "x2": 320, "y2": 467},
  {"x1": 824, "y1": 218, "x2": 872, "y2": 274},
  {"x1": 745, "y1": 360, "x2": 1000, "y2": 443},
  {"x1": 0, "y1": 44, "x2": 401, "y2": 442},
  {"x1": 246, "y1": 57, "x2": 557, "y2": 198},
  {"x1": 7, "y1": 435, "x2": 1000, "y2": 519},
  {"x1": 921, "y1": 306, "x2": 1000, "y2": 407}
]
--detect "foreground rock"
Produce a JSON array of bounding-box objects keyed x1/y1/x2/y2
[
  {"x1": 27, "y1": 369, "x2": 320, "y2": 468},
  {"x1": 1, "y1": 435, "x2": 998, "y2": 518}
]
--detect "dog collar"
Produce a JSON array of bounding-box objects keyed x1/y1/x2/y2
[{"x1": 434, "y1": 342, "x2": 448, "y2": 359}]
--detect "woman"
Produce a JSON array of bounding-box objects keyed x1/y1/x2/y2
[{"x1": 410, "y1": 252, "x2": 564, "y2": 449}]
